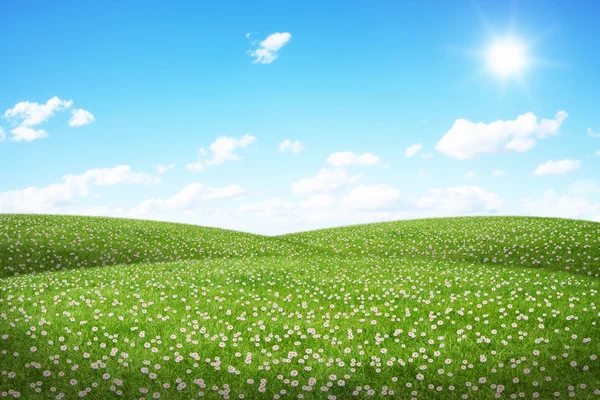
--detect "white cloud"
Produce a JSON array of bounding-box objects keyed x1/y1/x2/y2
[
  {"x1": 492, "y1": 169, "x2": 505, "y2": 176},
  {"x1": 3, "y1": 96, "x2": 94, "y2": 141},
  {"x1": 464, "y1": 171, "x2": 476, "y2": 180},
  {"x1": 436, "y1": 111, "x2": 568, "y2": 159},
  {"x1": 415, "y1": 186, "x2": 502, "y2": 214},
  {"x1": 421, "y1": 152, "x2": 433, "y2": 159},
  {"x1": 588, "y1": 128, "x2": 600, "y2": 138},
  {"x1": 326, "y1": 152, "x2": 383, "y2": 167},
  {"x1": 156, "y1": 164, "x2": 175, "y2": 174},
  {"x1": 187, "y1": 134, "x2": 256, "y2": 172},
  {"x1": 178, "y1": 184, "x2": 246, "y2": 203},
  {"x1": 279, "y1": 139, "x2": 304, "y2": 153},
  {"x1": 0, "y1": 165, "x2": 159, "y2": 213},
  {"x1": 405, "y1": 143, "x2": 422, "y2": 158},
  {"x1": 231, "y1": 191, "x2": 403, "y2": 233},
  {"x1": 68, "y1": 108, "x2": 95, "y2": 127},
  {"x1": 568, "y1": 180, "x2": 600, "y2": 196},
  {"x1": 240, "y1": 198, "x2": 295, "y2": 217},
  {"x1": 72, "y1": 165, "x2": 160, "y2": 186},
  {"x1": 4, "y1": 96, "x2": 73, "y2": 126},
  {"x1": 208, "y1": 135, "x2": 256, "y2": 165},
  {"x1": 186, "y1": 160, "x2": 205, "y2": 173},
  {"x1": 342, "y1": 184, "x2": 400, "y2": 210},
  {"x1": 533, "y1": 159, "x2": 580, "y2": 176},
  {"x1": 292, "y1": 168, "x2": 360, "y2": 195},
  {"x1": 300, "y1": 194, "x2": 337, "y2": 209},
  {"x1": 596, "y1": 150, "x2": 600, "y2": 156},
  {"x1": 522, "y1": 190, "x2": 600, "y2": 219},
  {"x1": 181, "y1": 183, "x2": 507, "y2": 235},
  {"x1": 123, "y1": 184, "x2": 246, "y2": 220},
  {"x1": 142, "y1": 184, "x2": 245, "y2": 211},
  {"x1": 248, "y1": 32, "x2": 291, "y2": 64},
  {"x1": 0, "y1": 127, "x2": 6, "y2": 142},
  {"x1": 10, "y1": 126, "x2": 48, "y2": 142},
  {"x1": 0, "y1": 180, "x2": 88, "y2": 213}
]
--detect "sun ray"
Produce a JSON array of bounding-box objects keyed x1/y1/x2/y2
[
  {"x1": 507, "y1": 0, "x2": 520, "y2": 37},
  {"x1": 442, "y1": 44, "x2": 486, "y2": 60},
  {"x1": 528, "y1": 56, "x2": 569, "y2": 71},
  {"x1": 514, "y1": 75, "x2": 542, "y2": 113},
  {"x1": 447, "y1": 68, "x2": 488, "y2": 94},
  {"x1": 526, "y1": 25, "x2": 561, "y2": 48},
  {"x1": 468, "y1": 0, "x2": 498, "y2": 39}
]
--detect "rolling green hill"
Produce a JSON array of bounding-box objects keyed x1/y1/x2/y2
[
  {"x1": 0, "y1": 214, "x2": 319, "y2": 278},
  {"x1": 284, "y1": 216, "x2": 600, "y2": 277},
  {"x1": 1, "y1": 215, "x2": 599, "y2": 399}
]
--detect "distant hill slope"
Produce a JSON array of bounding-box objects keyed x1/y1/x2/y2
[
  {"x1": 0, "y1": 214, "x2": 311, "y2": 278},
  {"x1": 282, "y1": 216, "x2": 600, "y2": 277},
  {"x1": 2, "y1": 215, "x2": 599, "y2": 279}
]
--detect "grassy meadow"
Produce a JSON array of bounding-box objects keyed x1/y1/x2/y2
[{"x1": 1, "y1": 214, "x2": 599, "y2": 399}]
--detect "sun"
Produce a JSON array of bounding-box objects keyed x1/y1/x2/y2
[
  {"x1": 446, "y1": 3, "x2": 566, "y2": 99},
  {"x1": 486, "y1": 38, "x2": 528, "y2": 79}
]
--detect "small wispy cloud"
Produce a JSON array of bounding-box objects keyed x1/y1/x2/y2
[
  {"x1": 588, "y1": 128, "x2": 600, "y2": 137},
  {"x1": 156, "y1": 164, "x2": 175, "y2": 174},
  {"x1": 247, "y1": 32, "x2": 291, "y2": 64},
  {"x1": 292, "y1": 168, "x2": 360, "y2": 195},
  {"x1": 187, "y1": 134, "x2": 256, "y2": 172},
  {"x1": 69, "y1": 109, "x2": 95, "y2": 127},
  {"x1": 342, "y1": 184, "x2": 401, "y2": 210},
  {"x1": 326, "y1": 152, "x2": 383, "y2": 167},
  {"x1": 279, "y1": 139, "x2": 304, "y2": 153},
  {"x1": 533, "y1": 159, "x2": 580, "y2": 176},
  {"x1": 464, "y1": 171, "x2": 476, "y2": 180},
  {"x1": 405, "y1": 143, "x2": 422, "y2": 158}
]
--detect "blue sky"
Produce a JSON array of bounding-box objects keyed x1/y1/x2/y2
[{"x1": 1, "y1": 0, "x2": 599, "y2": 234}]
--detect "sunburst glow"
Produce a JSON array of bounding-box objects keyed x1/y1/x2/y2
[{"x1": 486, "y1": 38, "x2": 528, "y2": 78}]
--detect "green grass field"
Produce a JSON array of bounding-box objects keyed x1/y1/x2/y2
[{"x1": 1, "y1": 214, "x2": 599, "y2": 399}]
